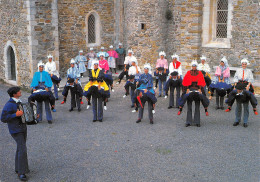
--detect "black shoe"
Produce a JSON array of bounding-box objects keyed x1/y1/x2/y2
[
  {"x1": 18, "y1": 174, "x2": 27, "y2": 181},
  {"x1": 136, "y1": 119, "x2": 141, "y2": 123},
  {"x1": 196, "y1": 124, "x2": 201, "y2": 127},
  {"x1": 131, "y1": 105, "x2": 135, "y2": 108},
  {"x1": 78, "y1": 108, "x2": 81, "y2": 112},
  {"x1": 185, "y1": 124, "x2": 191, "y2": 127},
  {"x1": 69, "y1": 108, "x2": 73, "y2": 112},
  {"x1": 150, "y1": 119, "x2": 153, "y2": 124},
  {"x1": 243, "y1": 123, "x2": 248, "y2": 128},
  {"x1": 48, "y1": 120, "x2": 52, "y2": 124},
  {"x1": 168, "y1": 106, "x2": 173, "y2": 109},
  {"x1": 233, "y1": 122, "x2": 239, "y2": 126},
  {"x1": 215, "y1": 106, "x2": 220, "y2": 110},
  {"x1": 99, "y1": 119, "x2": 103, "y2": 122},
  {"x1": 93, "y1": 120, "x2": 97, "y2": 122}
]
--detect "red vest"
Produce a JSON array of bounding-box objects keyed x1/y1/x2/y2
[{"x1": 173, "y1": 61, "x2": 181, "y2": 69}]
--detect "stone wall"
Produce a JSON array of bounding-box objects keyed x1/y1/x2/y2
[
  {"x1": 200, "y1": 0, "x2": 260, "y2": 74},
  {"x1": 0, "y1": 0, "x2": 31, "y2": 86},
  {"x1": 58, "y1": 0, "x2": 115, "y2": 74}
]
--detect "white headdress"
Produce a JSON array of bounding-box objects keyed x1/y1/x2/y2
[
  {"x1": 118, "y1": 43, "x2": 122, "y2": 46},
  {"x1": 131, "y1": 57, "x2": 137, "y2": 64},
  {"x1": 70, "y1": 59, "x2": 76, "y2": 64},
  {"x1": 79, "y1": 50, "x2": 83, "y2": 53},
  {"x1": 38, "y1": 60, "x2": 45, "y2": 68},
  {"x1": 109, "y1": 45, "x2": 113, "y2": 49},
  {"x1": 171, "y1": 54, "x2": 179, "y2": 61},
  {"x1": 159, "y1": 51, "x2": 166, "y2": 57},
  {"x1": 220, "y1": 56, "x2": 228, "y2": 66},
  {"x1": 47, "y1": 54, "x2": 53, "y2": 59},
  {"x1": 90, "y1": 47, "x2": 94, "y2": 51},
  {"x1": 200, "y1": 55, "x2": 207, "y2": 61},
  {"x1": 191, "y1": 60, "x2": 198, "y2": 67},
  {"x1": 144, "y1": 63, "x2": 151, "y2": 70},
  {"x1": 128, "y1": 49, "x2": 133, "y2": 54},
  {"x1": 92, "y1": 60, "x2": 99, "y2": 65},
  {"x1": 241, "y1": 58, "x2": 249, "y2": 65},
  {"x1": 101, "y1": 47, "x2": 105, "y2": 50},
  {"x1": 99, "y1": 52, "x2": 105, "y2": 57}
]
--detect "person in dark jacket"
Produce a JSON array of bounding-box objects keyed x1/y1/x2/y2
[{"x1": 1, "y1": 87, "x2": 30, "y2": 181}]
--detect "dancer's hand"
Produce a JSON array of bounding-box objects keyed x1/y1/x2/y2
[
  {"x1": 98, "y1": 85, "x2": 101, "y2": 90},
  {"x1": 198, "y1": 89, "x2": 202, "y2": 94},
  {"x1": 186, "y1": 89, "x2": 190, "y2": 94},
  {"x1": 144, "y1": 89, "x2": 147, "y2": 93},
  {"x1": 45, "y1": 88, "x2": 49, "y2": 91},
  {"x1": 246, "y1": 85, "x2": 250, "y2": 91},
  {"x1": 16, "y1": 110, "x2": 23, "y2": 117}
]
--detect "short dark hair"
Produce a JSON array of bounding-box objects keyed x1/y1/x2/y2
[{"x1": 7, "y1": 87, "x2": 21, "y2": 97}]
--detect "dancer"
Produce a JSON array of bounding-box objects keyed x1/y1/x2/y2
[{"x1": 75, "y1": 50, "x2": 87, "y2": 77}]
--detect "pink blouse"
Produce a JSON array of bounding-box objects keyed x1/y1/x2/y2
[
  {"x1": 99, "y1": 59, "x2": 109, "y2": 72},
  {"x1": 215, "y1": 66, "x2": 230, "y2": 78},
  {"x1": 107, "y1": 50, "x2": 119, "y2": 58}
]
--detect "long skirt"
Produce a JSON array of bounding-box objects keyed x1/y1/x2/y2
[{"x1": 108, "y1": 57, "x2": 116, "y2": 68}]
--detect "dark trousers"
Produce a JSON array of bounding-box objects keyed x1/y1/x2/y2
[
  {"x1": 186, "y1": 100, "x2": 200, "y2": 125},
  {"x1": 169, "y1": 86, "x2": 181, "y2": 107},
  {"x1": 92, "y1": 96, "x2": 103, "y2": 120},
  {"x1": 138, "y1": 100, "x2": 153, "y2": 120},
  {"x1": 11, "y1": 132, "x2": 29, "y2": 174},
  {"x1": 216, "y1": 92, "x2": 224, "y2": 107},
  {"x1": 70, "y1": 87, "x2": 80, "y2": 109},
  {"x1": 118, "y1": 70, "x2": 129, "y2": 81},
  {"x1": 125, "y1": 81, "x2": 136, "y2": 106}
]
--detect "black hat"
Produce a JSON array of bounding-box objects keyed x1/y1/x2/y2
[
  {"x1": 68, "y1": 78, "x2": 75, "y2": 83},
  {"x1": 157, "y1": 67, "x2": 164, "y2": 71},
  {"x1": 235, "y1": 82, "x2": 245, "y2": 90},
  {"x1": 170, "y1": 71, "x2": 178, "y2": 76},
  {"x1": 128, "y1": 75, "x2": 135, "y2": 80},
  {"x1": 7, "y1": 87, "x2": 21, "y2": 97}
]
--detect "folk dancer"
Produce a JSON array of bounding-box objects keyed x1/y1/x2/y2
[
  {"x1": 225, "y1": 58, "x2": 258, "y2": 127},
  {"x1": 61, "y1": 59, "x2": 83, "y2": 112},
  {"x1": 97, "y1": 46, "x2": 109, "y2": 59},
  {"x1": 107, "y1": 45, "x2": 119, "y2": 74},
  {"x1": 135, "y1": 63, "x2": 157, "y2": 124},
  {"x1": 115, "y1": 43, "x2": 126, "y2": 70},
  {"x1": 209, "y1": 56, "x2": 232, "y2": 110},
  {"x1": 83, "y1": 60, "x2": 110, "y2": 122},
  {"x1": 31, "y1": 61, "x2": 53, "y2": 124},
  {"x1": 1, "y1": 87, "x2": 30, "y2": 181},
  {"x1": 45, "y1": 54, "x2": 61, "y2": 100},
  {"x1": 116, "y1": 49, "x2": 137, "y2": 84},
  {"x1": 75, "y1": 50, "x2": 87, "y2": 78},
  {"x1": 179, "y1": 60, "x2": 209, "y2": 127},
  {"x1": 86, "y1": 47, "x2": 97, "y2": 75},
  {"x1": 197, "y1": 55, "x2": 211, "y2": 94},
  {"x1": 154, "y1": 51, "x2": 168, "y2": 97}
]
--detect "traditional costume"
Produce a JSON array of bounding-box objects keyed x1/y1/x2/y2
[
  {"x1": 75, "y1": 50, "x2": 87, "y2": 77},
  {"x1": 115, "y1": 43, "x2": 126, "y2": 69},
  {"x1": 209, "y1": 56, "x2": 232, "y2": 110},
  {"x1": 84, "y1": 60, "x2": 110, "y2": 122},
  {"x1": 135, "y1": 63, "x2": 157, "y2": 124},
  {"x1": 197, "y1": 56, "x2": 211, "y2": 94},
  {"x1": 97, "y1": 47, "x2": 109, "y2": 59},
  {"x1": 31, "y1": 61, "x2": 53, "y2": 123},
  {"x1": 179, "y1": 60, "x2": 209, "y2": 127},
  {"x1": 107, "y1": 45, "x2": 119, "y2": 73},
  {"x1": 61, "y1": 59, "x2": 83, "y2": 112},
  {"x1": 45, "y1": 55, "x2": 60, "y2": 100},
  {"x1": 225, "y1": 59, "x2": 258, "y2": 127},
  {"x1": 86, "y1": 47, "x2": 97, "y2": 75},
  {"x1": 99, "y1": 53, "x2": 114, "y2": 92}
]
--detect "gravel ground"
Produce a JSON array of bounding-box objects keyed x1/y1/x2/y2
[{"x1": 0, "y1": 81, "x2": 259, "y2": 182}]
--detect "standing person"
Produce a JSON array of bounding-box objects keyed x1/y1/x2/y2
[
  {"x1": 1, "y1": 87, "x2": 30, "y2": 181},
  {"x1": 84, "y1": 60, "x2": 109, "y2": 122},
  {"x1": 45, "y1": 54, "x2": 60, "y2": 100},
  {"x1": 75, "y1": 50, "x2": 87, "y2": 78},
  {"x1": 107, "y1": 45, "x2": 119, "y2": 74},
  {"x1": 115, "y1": 43, "x2": 126, "y2": 70},
  {"x1": 86, "y1": 47, "x2": 97, "y2": 75},
  {"x1": 225, "y1": 58, "x2": 258, "y2": 127},
  {"x1": 116, "y1": 49, "x2": 137, "y2": 84},
  {"x1": 136, "y1": 63, "x2": 157, "y2": 124},
  {"x1": 61, "y1": 59, "x2": 83, "y2": 111},
  {"x1": 181, "y1": 60, "x2": 207, "y2": 127},
  {"x1": 155, "y1": 51, "x2": 168, "y2": 97},
  {"x1": 97, "y1": 46, "x2": 109, "y2": 59},
  {"x1": 209, "y1": 56, "x2": 232, "y2": 110},
  {"x1": 31, "y1": 61, "x2": 53, "y2": 124},
  {"x1": 198, "y1": 55, "x2": 211, "y2": 94}
]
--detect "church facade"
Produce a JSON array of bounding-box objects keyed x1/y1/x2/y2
[{"x1": 0, "y1": 0, "x2": 259, "y2": 86}]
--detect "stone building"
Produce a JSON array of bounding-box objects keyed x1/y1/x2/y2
[{"x1": 0, "y1": 0, "x2": 259, "y2": 86}]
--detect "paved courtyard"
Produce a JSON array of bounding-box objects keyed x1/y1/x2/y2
[{"x1": 0, "y1": 82, "x2": 259, "y2": 182}]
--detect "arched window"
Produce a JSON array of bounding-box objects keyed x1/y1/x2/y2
[
  {"x1": 88, "y1": 14, "x2": 96, "y2": 43},
  {"x1": 86, "y1": 12, "x2": 101, "y2": 46},
  {"x1": 4, "y1": 41, "x2": 17, "y2": 83},
  {"x1": 216, "y1": 0, "x2": 228, "y2": 38},
  {"x1": 8, "y1": 46, "x2": 16, "y2": 81}
]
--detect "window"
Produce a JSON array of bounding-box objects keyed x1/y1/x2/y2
[
  {"x1": 86, "y1": 11, "x2": 101, "y2": 46},
  {"x1": 202, "y1": 0, "x2": 233, "y2": 48},
  {"x1": 4, "y1": 41, "x2": 17, "y2": 84},
  {"x1": 88, "y1": 14, "x2": 96, "y2": 43},
  {"x1": 216, "y1": 0, "x2": 228, "y2": 38}
]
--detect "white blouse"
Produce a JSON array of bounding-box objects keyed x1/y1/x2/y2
[
  {"x1": 45, "y1": 61, "x2": 57, "y2": 75},
  {"x1": 233, "y1": 68, "x2": 254, "y2": 83},
  {"x1": 198, "y1": 63, "x2": 211, "y2": 73},
  {"x1": 128, "y1": 66, "x2": 141, "y2": 75}
]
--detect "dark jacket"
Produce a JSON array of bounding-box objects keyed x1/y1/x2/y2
[{"x1": 1, "y1": 98, "x2": 27, "y2": 134}]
